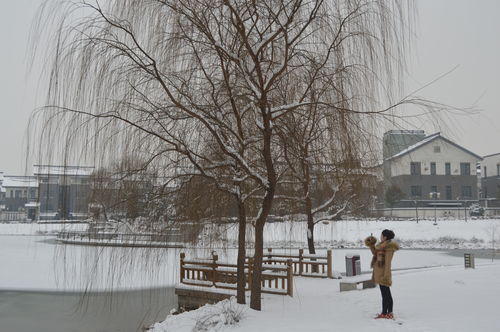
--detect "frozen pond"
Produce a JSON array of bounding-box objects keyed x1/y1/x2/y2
[
  {"x1": 0, "y1": 288, "x2": 175, "y2": 332},
  {"x1": 0, "y1": 235, "x2": 181, "y2": 331}
]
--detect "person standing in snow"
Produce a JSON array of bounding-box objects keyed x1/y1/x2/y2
[{"x1": 365, "y1": 229, "x2": 399, "y2": 319}]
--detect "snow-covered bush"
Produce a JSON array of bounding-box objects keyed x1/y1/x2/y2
[
  {"x1": 192, "y1": 297, "x2": 244, "y2": 332},
  {"x1": 149, "y1": 297, "x2": 245, "y2": 332}
]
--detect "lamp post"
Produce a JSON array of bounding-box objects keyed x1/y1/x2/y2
[{"x1": 430, "y1": 191, "x2": 440, "y2": 225}]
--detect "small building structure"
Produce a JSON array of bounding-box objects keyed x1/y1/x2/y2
[
  {"x1": 0, "y1": 174, "x2": 38, "y2": 221},
  {"x1": 34, "y1": 165, "x2": 94, "y2": 220}
]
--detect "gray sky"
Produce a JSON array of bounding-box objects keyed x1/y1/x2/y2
[{"x1": 1, "y1": 0, "x2": 499, "y2": 175}]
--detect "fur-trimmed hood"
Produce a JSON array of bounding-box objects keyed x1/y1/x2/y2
[{"x1": 376, "y1": 240, "x2": 400, "y2": 251}]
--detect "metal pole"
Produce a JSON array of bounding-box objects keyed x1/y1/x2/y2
[{"x1": 434, "y1": 196, "x2": 437, "y2": 225}]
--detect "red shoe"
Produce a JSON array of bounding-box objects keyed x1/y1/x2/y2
[
  {"x1": 374, "y1": 313, "x2": 387, "y2": 319},
  {"x1": 386, "y1": 313, "x2": 394, "y2": 319}
]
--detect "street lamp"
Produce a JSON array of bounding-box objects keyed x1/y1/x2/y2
[{"x1": 430, "y1": 191, "x2": 440, "y2": 225}]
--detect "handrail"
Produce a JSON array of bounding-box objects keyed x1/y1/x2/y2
[
  {"x1": 248, "y1": 248, "x2": 333, "y2": 278},
  {"x1": 179, "y1": 252, "x2": 293, "y2": 297}
]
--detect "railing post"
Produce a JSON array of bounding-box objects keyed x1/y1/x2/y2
[
  {"x1": 212, "y1": 252, "x2": 218, "y2": 287},
  {"x1": 327, "y1": 249, "x2": 333, "y2": 278},
  {"x1": 298, "y1": 248, "x2": 303, "y2": 276},
  {"x1": 180, "y1": 252, "x2": 185, "y2": 283},
  {"x1": 267, "y1": 248, "x2": 272, "y2": 261},
  {"x1": 287, "y1": 259, "x2": 293, "y2": 297}
]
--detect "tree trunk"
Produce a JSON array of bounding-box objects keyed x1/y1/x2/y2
[
  {"x1": 250, "y1": 185, "x2": 276, "y2": 310},
  {"x1": 305, "y1": 195, "x2": 317, "y2": 272},
  {"x1": 250, "y1": 115, "x2": 276, "y2": 311},
  {"x1": 305, "y1": 197, "x2": 316, "y2": 254},
  {"x1": 250, "y1": 216, "x2": 265, "y2": 310},
  {"x1": 236, "y1": 199, "x2": 246, "y2": 304}
]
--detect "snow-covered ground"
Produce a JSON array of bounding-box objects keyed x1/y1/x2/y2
[
  {"x1": 1, "y1": 219, "x2": 499, "y2": 292},
  {"x1": 213, "y1": 218, "x2": 500, "y2": 249},
  {"x1": 0, "y1": 235, "x2": 477, "y2": 292},
  {"x1": 152, "y1": 262, "x2": 500, "y2": 332},
  {"x1": 2, "y1": 219, "x2": 500, "y2": 332}
]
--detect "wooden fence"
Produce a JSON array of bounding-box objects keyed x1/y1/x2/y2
[
  {"x1": 256, "y1": 248, "x2": 333, "y2": 278},
  {"x1": 180, "y1": 252, "x2": 293, "y2": 296}
]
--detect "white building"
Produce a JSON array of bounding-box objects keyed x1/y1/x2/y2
[
  {"x1": 480, "y1": 153, "x2": 500, "y2": 207},
  {"x1": 382, "y1": 131, "x2": 482, "y2": 217}
]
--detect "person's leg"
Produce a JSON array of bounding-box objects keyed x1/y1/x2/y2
[
  {"x1": 379, "y1": 285, "x2": 389, "y2": 314},
  {"x1": 386, "y1": 286, "x2": 393, "y2": 313}
]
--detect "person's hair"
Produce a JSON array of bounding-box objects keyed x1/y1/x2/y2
[{"x1": 382, "y1": 229, "x2": 395, "y2": 240}]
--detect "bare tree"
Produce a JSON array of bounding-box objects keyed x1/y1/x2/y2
[{"x1": 33, "y1": 0, "x2": 419, "y2": 310}]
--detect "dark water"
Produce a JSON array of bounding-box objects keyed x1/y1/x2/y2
[{"x1": 0, "y1": 287, "x2": 176, "y2": 332}]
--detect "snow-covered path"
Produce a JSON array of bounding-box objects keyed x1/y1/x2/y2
[{"x1": 152, "y1": 262, "x2": 500, "y2": 332}]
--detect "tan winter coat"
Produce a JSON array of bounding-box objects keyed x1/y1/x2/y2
[{"x1": 364, "y1": 237, "x2": 399, "y2": 287}]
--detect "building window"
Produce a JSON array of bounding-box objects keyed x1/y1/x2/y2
[
  {"x1": 460, "y1": 163, "x2": 471, "y2": 176},
  {"x1": 15, "y1": 190, "x2": 21, "y2": 199},
  {"x1": 434, "y1": 146, "x2": 441, "y2": 153},
  {"x1": 497, "y1": 164, "x2": 500, "y2": 176},
  {"x1": 446, "y1": 186, "x2": 452, "y2": 200},
  {"x1": 410, "y1": 162, "x2": 421, "y2": 175},
  {"x1": 461, "y1": 186, "x2": 472, "y2": 198},
  {"x1": 445, "y1": 163, "x2": 451, "y2": 175},
  {"x1": 411, "y1": 185, "x2": 422, "y2": 197},
  {"x1": 484, "y1": 166, "x2": 487, "y2": 178},
  {"x1": 431, "y1": 186, "x2": 438, "y2": 194},
  {"x1": 430, "y1": 162, "x2": 436, "y2": 175}
]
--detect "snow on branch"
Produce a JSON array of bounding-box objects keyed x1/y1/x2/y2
[
  {"x1": 311, "y1": 184, "x2": 341, "y2": 215},
  {"x1": 313, "y1": 198, "x2": 352, "y2": 225}
]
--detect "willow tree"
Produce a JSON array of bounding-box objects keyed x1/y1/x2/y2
[{"x1": 33, "y1": 0, "x2": 416, "y2": 310}]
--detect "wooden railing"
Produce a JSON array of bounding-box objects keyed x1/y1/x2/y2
[
  {"x1": 256, "y1": 248, "x2": 333, "y2": 278},
  {"x1": 180, "y1": 252, "x2": 293, "y2": 296}
]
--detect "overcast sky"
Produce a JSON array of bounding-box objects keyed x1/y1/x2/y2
[{"x1": 1, "y1": 0, "x2": 499, "y2": 175}]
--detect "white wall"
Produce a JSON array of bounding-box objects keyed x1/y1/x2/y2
[
  {"x1": 481, "y1": 154, "x2": 500, "y2": 178},
  {"x1": 390, "y1": 138, "x2": 480, "y2": 177}
]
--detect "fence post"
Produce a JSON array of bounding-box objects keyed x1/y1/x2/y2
[
  {"x1": 287, "y1": 259, "x2": 293, "y2": 297},
  {"x1": 298, "y1": 248, "x2": 303, "y2": 276},
  {"x1": 212, "y1": 252, "x2": 218, "y2": 287},
  {"x1": 180, "y1": 252, "x2": 185, "y2": 283},
  {"x1": 327, "y1": 249, "x2": 333, "y2": 278}
]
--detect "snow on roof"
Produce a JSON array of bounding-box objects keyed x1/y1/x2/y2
[
  {"x1": 2, "y1": 176, "x2": 38, "y2": 188},
  {"x1": 34, "y1": 165, "x2": 95, "y2": 177},
  {"x1": 386, "y1": 132, "x2": 441, "y2": 161},
  {"x1": 385, "y1": 132, "x2": 482, "y2": 161},
  {"x1": 483, "y1": 152, "x2": 500, "y2": 159}
]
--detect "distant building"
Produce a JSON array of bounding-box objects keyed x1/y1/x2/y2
[
  {"x1": 0, "y1": 172, "x2": 5, "y2": 210},
  {"x1": 382, "y1": 131, "x2": 482, "y2": 211},
  {"x1": 480, "y1": 153, "x2": 500, "y2": 207},
  {"x1": 34, "y1": 165, "x2": 94, "y2": 220},
  {"x1": 0, "y1": 174, "x2": 38, "y2": 220}
]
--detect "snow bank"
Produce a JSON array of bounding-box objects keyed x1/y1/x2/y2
[{"x1": 207, "y1": 218, "x2": 500, "y2": 249}]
